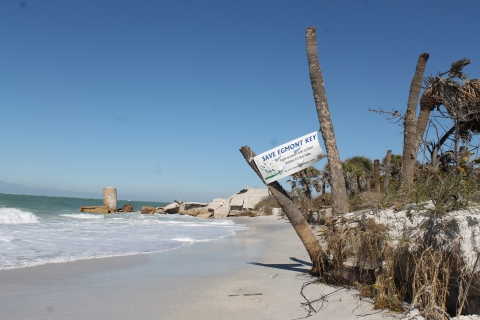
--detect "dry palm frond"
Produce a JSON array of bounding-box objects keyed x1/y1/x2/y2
[
  {"x1": 444, "y1": 58, "x2": 472, "y2": 80},
  {"x1": 462, "y1": 79, "x2": 480, "y2": 102},
  {"x1": 459, "y1": 79, "x2": 480, "y2": 134},
  {"x1": 423, "y1": 59, "x2": 480, "y2": 141}
]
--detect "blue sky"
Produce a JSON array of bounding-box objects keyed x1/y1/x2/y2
[{"x1": 1, "y1": 0, "x2": 480, "y2": 202}]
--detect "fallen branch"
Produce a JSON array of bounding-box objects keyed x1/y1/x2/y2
[{"x1": 299, "y1": 278, "x2": 346, "y2": 317}]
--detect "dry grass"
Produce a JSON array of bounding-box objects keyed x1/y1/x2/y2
[
  {"x1": 314, "y1": 210, "x2": 471, "y2": 318},
  {"x1": 315, "y1": 217, "x2": 388, "y2": 286},
  {"x1": 297, "y1": 167, "x2": 480, "y2": 318},
  {"x1": 410, "y1": 244, "x2": 458, "y2": 319}
]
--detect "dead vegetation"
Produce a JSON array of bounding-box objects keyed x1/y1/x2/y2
[
  {"x1": 310, "y1": 215, "x2": 472, "y2": 319},
  {"x1": 294, "y1": 168, "x2": 480, "y2": 319}
]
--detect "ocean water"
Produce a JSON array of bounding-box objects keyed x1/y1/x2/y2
[{"x1": 0, "y1": 193, "x2": 246, "y2": 270}]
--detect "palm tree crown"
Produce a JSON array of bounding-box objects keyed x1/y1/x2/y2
[{"x1": 287, "y1": 166, "x2": 322, "y2": 200}]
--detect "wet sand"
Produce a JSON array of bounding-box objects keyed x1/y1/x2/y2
[{"x1": 0, "y1": 216, "x2": 389, "y2": 319}]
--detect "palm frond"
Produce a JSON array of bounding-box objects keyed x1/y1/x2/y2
[{"x1": 447, "y1": 58, "x2": 472, "y2": 80}]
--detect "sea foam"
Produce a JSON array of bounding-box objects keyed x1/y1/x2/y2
[
  {"x1": 171, "y1": 237, "x2": 196, "y2": 242},
  {"x1": 0, "y1": 208, "x2": 39, "y2": 224},
  {"x1": 60, "y1": 213, "x2": 105, "y2": 220},
  {"x1": 0, "y1": 210, "x2": 247, "y2": 270}
]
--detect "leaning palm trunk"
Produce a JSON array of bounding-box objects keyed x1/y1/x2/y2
[
  {"x1": 401, "y1": 53, "x2": 429, "y2": 189},
  {"x1": 240, "y1": 145, "x2": 325, "y2": 276},
  {"x1": 306, "y1": 27, "x2": 349, "y2": 214}
]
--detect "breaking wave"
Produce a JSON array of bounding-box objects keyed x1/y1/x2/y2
[{"x1": 0, "y1": 207, "x2": 39, "y2": 224}]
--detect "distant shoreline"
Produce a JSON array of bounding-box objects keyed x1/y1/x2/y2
[{"x1": 0, "y1": 192, "x2": 169, "y2": 204}]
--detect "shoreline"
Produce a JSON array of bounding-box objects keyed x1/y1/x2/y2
[{"x1": 0, "y1": 216, "x2": 387, "y2": 320}]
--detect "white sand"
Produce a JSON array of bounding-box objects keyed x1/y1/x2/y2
[{"x1": 0, "y1": 216, "x2": 390, "y2": 320}]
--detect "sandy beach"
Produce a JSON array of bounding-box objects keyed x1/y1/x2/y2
[{"x1": 0, "y1": 216, "x2": 390, "y2": 320}]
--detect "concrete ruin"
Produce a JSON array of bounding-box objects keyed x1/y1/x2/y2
[
  {"x1": 161, "y1": 188, "x2": 271, "y2": 219},
  {"x1": 79, "y1": 206, "x2": 113, "y2": 214},
  {"x1": 79, "y1": 187, "x2": 119, "y2": 213},
  {"x1": 178, "y1": 202, "x2": 211, "y2": 218},
  {"x1": 211, "y1": 188, "x2": 270, "y2": 218},
  {"x1": 103, "y1": 187, "x2": 117, "y2": 212}
]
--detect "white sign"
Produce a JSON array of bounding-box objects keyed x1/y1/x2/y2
[{"x1": 254, "y1": 131, "x2": 326, "y2": 184}]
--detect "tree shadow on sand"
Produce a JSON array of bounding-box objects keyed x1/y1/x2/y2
[{"x1": 248, "y1": 257, "x2": 311, "y2": 273}]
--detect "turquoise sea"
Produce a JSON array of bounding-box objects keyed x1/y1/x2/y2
[{"x1": 0, "y1": 193, "x2": 245, "y2": 270}]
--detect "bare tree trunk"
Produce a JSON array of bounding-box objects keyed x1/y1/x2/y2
[
  {"x1": 366, "y1": 178, "x2": 371, "y2": 192},
  {"x1": 374, "y1": 159, "x2": 381, "y2": 192},
  {"x1": 401, "y1": 53, "x2": 429, "y2": 189},
  {"x1": 383, "y1": 150, "x2": 392, "y2": 191},
  {"x1": 306, "y1": 27, "x2": 349, "y2": 215},
  {"x1": 432, "y1": 125, "x2": 456, "y2": 169},
  {"x1": 239, "y1": 145, "x2": 325, "y2": 276},
  {"x1": 416, "y1": 88, "x2": 436, "y2": 148}
]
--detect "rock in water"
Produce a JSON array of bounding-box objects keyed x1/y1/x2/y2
[
  {"x1": 141, "y1": 206, "x2": 156, "y2": 214},
  {"x1": 122, "y1": 204, "x2": 134, "y2": 212}
]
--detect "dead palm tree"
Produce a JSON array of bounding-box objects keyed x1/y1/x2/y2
[
  {"x1": 419, "y1": 59, "x2": 480, "y2": 167},
  {"x1": 306, "y1": 27, "x2": 349, "y2": 214},
  {"x1": 401, "y1": 53, "x2": 430, "y2": 190},
  {"x1": 382, "y1": 153, "x2": 402, "y2": 186}
]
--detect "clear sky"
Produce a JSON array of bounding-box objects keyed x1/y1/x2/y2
[{"x1": 1, "y1": 0, "x2": 480, "y2": 202}]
